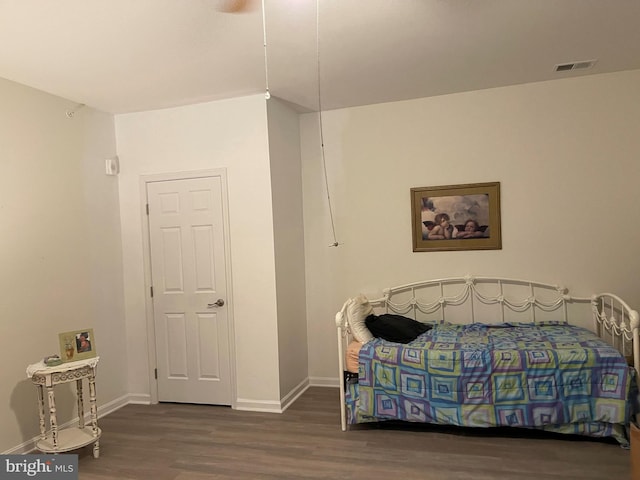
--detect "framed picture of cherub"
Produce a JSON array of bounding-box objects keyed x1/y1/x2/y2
[{"x1": 411, "y1": 182, "x2": 501, "y2": 252}]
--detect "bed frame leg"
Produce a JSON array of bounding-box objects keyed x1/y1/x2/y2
[{"x1": 337, "y1": 323, "x2": 347, "y2": 431}]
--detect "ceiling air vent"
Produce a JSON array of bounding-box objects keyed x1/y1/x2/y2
[{"x1": 554, "y1": 60, "x2": 597, "y2": 72}]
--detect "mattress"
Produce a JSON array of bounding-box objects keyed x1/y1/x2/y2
[{"x1": 348, "y1": 322, "x2": 635, "y2": 444}]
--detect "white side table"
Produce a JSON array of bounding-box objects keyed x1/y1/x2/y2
[{"x1": 27, "y1": 356, "x2": 101, "y2": 458}]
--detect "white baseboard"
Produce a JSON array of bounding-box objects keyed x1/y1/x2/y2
[
  {"x1": 2, "y1": 438, "x2": 38, "y2": 455},
  {"x1": 309, "y1": 376, "x2": 339, "y2": 388},
  {"x1": 95, "y1": 393, "x2": 132, "y2": 416},
  {"x1": 235, "y1": 378, "x2": 311, "y2": 413},
  {"x1": 280, "y1": 378, "x2": 309, "y2": 412},
  {"x1": 235, "y1": 398, "x2": 283, "y2": 413},
  {"x1": 126, "y1": 393, "x2": 152, "y2": 405}
]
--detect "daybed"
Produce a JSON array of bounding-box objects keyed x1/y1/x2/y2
[{"x1": 335, "y1": 276, "x2": 639, "y2": 445}]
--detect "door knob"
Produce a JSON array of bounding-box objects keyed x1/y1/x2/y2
[{"x1": 208, "y1": 299, "x2": 225, "y2": 308}]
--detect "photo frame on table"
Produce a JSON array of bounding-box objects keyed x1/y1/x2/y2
[
  {"x1": 58, "y1": 328, "x2": 96, "y2": 362},
  {"x1": 411, "y1": 182, "x2": 501, "y2": 252}
]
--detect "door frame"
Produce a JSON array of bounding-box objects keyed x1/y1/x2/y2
[{"x1": 140, "y1": 168, "x2": 236, "y2": 407}]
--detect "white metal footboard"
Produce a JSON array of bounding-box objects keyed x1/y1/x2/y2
[
  {"x1": 592, "y1": 293, "x2": 640, "y2": 376},
  {"x1": 335, "y1": 300, "x2": 351, "y2": 432},
  {"x1": 336, "y1": 275, "x2": 640, "y2": 432}
]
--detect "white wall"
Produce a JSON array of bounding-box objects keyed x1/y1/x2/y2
[
  {"x1": 115, "y1": 94, "x2": 282, "y2": 405},
  {"x1": 267, "y1": 98, "x2": 309, "y2": 399},
  {"x1": 0, "y1": 78, "x2": 126, "y2": 453},
  {"x1": 301, "y1": 70, "x2": 640, "y2": 382}
]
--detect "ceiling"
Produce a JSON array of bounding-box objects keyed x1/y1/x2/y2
[{"x1": 1, "y1": 0, "x2": 639, "y2": 115}]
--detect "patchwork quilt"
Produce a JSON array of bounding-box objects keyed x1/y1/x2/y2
[{"x1": 348, "y1": 322, "x2": 634, "y2": 444}]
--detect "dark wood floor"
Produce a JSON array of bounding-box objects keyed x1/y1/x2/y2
[{"x1": 76, "y1": 387, "x2": 630, "y2": 480}]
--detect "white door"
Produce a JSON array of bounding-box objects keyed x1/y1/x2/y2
[{"x1": 147, "y1": 175, "x2": 232, "y2": 405}]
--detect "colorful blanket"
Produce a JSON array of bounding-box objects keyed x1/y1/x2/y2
[{"x1": 349, "y1": 322, "x2": 634, "y2": 444}]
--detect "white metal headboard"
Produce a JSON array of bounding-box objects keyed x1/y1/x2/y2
[{"x1": 368, "y1": 275, "x2": 582, "y2": 324}]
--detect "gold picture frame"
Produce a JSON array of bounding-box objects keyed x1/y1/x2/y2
[
  {"x1": 58, "y1": 328, "x2": 96, "y2": 362},
  {"x1": 411, "y1": 182, "x2": 501, "y2": 252}
]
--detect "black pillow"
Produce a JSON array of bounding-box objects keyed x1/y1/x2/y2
[{"x1": 365, "y1": 314, "x2": 432, "y2": 344}]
